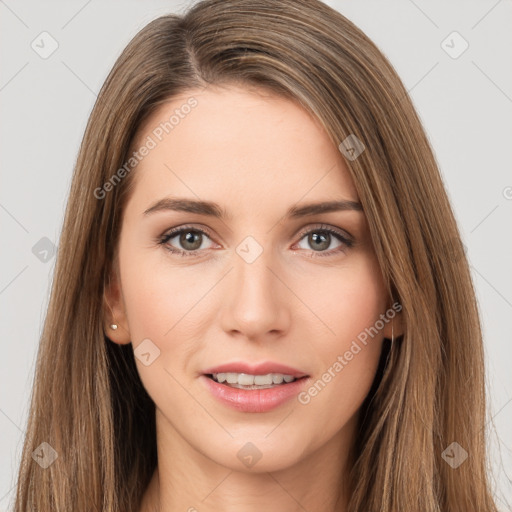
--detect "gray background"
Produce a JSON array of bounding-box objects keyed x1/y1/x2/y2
[{"x1": 1, "y1": 0, "x2": 511, "y2": 510}]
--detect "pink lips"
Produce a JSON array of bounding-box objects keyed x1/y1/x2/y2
[{"x1": 201, "y1": 361, "x2": 309, "y2": 413}]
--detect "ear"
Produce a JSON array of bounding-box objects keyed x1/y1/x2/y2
[
  {"x1": 102, "y1": 265, "x2": 131, "y2": 345},
  {"x1": 381, "y1": 301, "x2": 404, "y2": 341}
]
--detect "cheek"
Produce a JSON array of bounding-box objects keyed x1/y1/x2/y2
[
  {"x1": 118, "y1": 248, "x2": 210, "y2": 417},
  {"x1": 295, "y1": 256, "x2": 387, "y2": 426},
  {"x1": 304, "y1": 254, "x2": 387, "y2": 352},
  {"x1": 119, "y1": 242, "x2": 211, "y2": 343}
]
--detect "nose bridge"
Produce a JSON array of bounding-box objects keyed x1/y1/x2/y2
[
  {"x1": 221, "y1": 234, "x2": 289, "y2": 338},
  {"x1": 235, "y1": 238, "x2": 273, "y2": 295}
]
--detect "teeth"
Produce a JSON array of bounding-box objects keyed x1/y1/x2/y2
[
  {"x1": 254, "y1": 374, "x2": 272, "y2": 385},
  {"x1": 272, "y1": 373, "x2": 284, "y2": 384},
  {"x1": 239, "y1": 373, "x2": 256, "y2": 386},
  {"x1": 226, "y1": 373, "x2": 238, "y2": 384},
  {"x1": 211, "y1": 372, "x2": 297, "y2": 387}
]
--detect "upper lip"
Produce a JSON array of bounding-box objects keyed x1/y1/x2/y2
[{"x1": 203, "y1": 361, "x2": 308, "y2": 379}]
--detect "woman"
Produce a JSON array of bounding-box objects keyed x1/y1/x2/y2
[{"x1": 14, "y1": 0, "x2": 499, "y2": 511}]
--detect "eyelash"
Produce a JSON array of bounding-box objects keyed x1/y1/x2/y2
[{"x1": 157, "y1": 224, "x2": 354, "y2": 258}]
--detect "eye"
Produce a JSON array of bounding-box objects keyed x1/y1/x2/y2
[
  {"x1": 158, "y1": 223, "x2": 354, "y2": 258},
  {"x1": 294, "y1": 224, "x2": 353, "y2": 257},
  {"x1": 158, "y1": 225, "x2": 216, "y2": 257}
]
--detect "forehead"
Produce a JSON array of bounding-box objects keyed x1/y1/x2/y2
[{"x1": 126, "y1": 85, "x2": 359, "y2": 216}]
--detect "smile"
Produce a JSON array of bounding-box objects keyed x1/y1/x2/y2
[{"x1": 209, "y1": 372, "x2": 297, "y2": 389}]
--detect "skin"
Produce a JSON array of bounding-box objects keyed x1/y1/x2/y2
[{"x1": 104, "y1": 84, "x2": 402, "y2": 512}]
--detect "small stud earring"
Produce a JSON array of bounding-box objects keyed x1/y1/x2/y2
[{"x1": 110, "y1": 324, "x2": 118, "y2": 330}]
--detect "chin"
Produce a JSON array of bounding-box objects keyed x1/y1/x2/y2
[{"x1": 195, "y1": 428, "x2": 316, "y2": 474}]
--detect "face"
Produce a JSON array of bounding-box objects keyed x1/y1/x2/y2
[{"x1": 105, "y1": 84, "x2": 395, "y2": 473}]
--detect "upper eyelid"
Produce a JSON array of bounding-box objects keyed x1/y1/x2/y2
[
  {"x1": 161, "y1": 224, "x2": 217, "y2": 243},
  {"x1": 295, "y1": 224, "x2": 352, "y2": 241}
]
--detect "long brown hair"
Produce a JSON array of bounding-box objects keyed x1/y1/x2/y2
[{"x1": 13, "y1": 1, "x2": 498, "y2": 510}]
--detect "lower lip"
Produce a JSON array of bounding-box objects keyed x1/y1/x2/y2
[{"x1": 201, "y1": 375, "x2": 308, "y2": 413}]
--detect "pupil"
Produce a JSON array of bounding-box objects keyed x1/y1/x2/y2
[
  {"x1": 181, "y1": 231, "x2": 201, "y2": 250},
  {"x1": 310, "y1": 232, "x2": 329, "y2": 251}
]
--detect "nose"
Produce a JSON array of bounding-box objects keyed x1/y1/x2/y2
[{"x1": 219, "y1": 242, "x2": 291, "y2": 342}]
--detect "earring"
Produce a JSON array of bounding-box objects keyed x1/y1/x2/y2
[
  {"x1": 391, "y1": 318, "x2": 394, "y2": 346},
  {"x1": 110, "y1": 324, "x2": 118, "y2": 330}
]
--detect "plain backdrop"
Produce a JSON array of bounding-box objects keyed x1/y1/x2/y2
[{"x1": 1, "y1": 1, "x2": 511, "y2": 510}]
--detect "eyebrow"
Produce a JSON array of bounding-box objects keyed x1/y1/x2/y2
[{"x1": 143, "y1": 197, "x2": 363, "y2": 220}]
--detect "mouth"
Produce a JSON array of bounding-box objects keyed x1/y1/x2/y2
[
  {"x1": 206, "y1": 372, "x2": 308, "y2": 390},
  {"x1": 201, "y1": 362, "x2": 310, "y2": 412}
]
